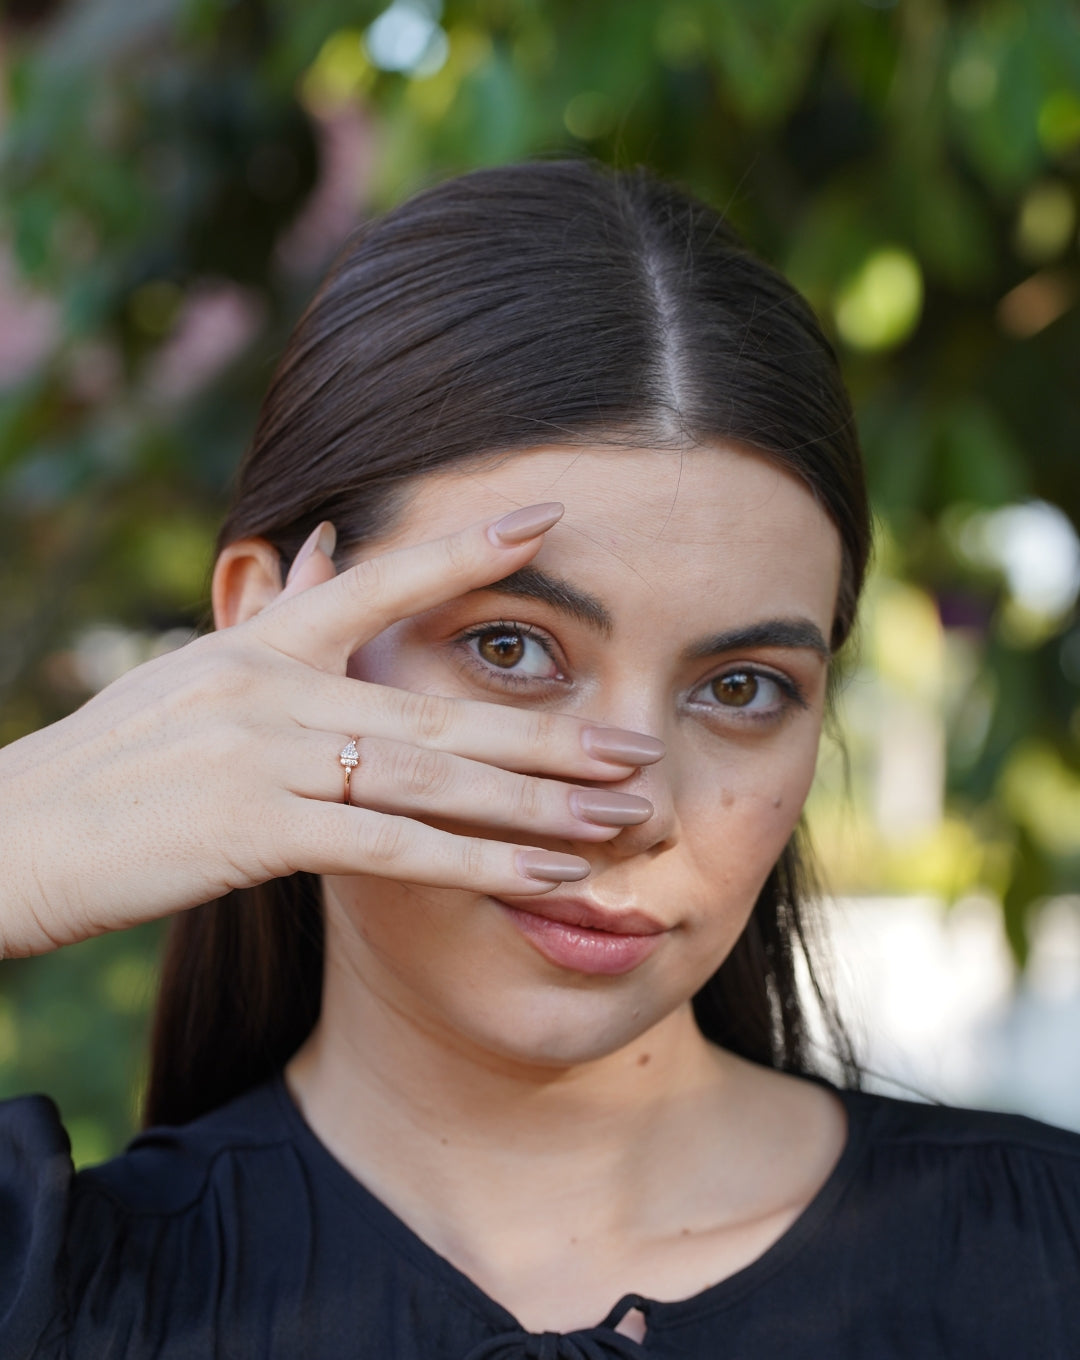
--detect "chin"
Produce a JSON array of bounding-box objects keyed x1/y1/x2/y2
[{"x1": 441, "y1": 982, "x2": 683, "y2": 1071}]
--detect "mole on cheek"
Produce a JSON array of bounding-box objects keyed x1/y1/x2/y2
[
  {"x1": 772, "y1": 795, "x2": 783, "y2": 809},
  {"x1": 721, "y1": 789, "x2": 735, "y2": 808}
]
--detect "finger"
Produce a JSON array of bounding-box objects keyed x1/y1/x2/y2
[
  {"x1": 286, "y1": 733, "x2": 653, "y2": 842},
  {"x1": 279, "y1": 521, "x2": 339, "y2": 600},
  {"x1": 294, "y1": 678, "x2": 666, "y2": 778},
  {"x1": 282, "y1": 799, "x2": 592, "y2": 893},
  {"x1": 251, "y1": 504, "x2": 565, "y2": 670}
]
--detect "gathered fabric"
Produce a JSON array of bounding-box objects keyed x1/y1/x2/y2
[
  {"x1": 462, "y1": 1325, "x2": 646, "y2": 1359},
  {"x1": 6, "y1": 1078, "x2": 1080, "y2": 1359},
  {"x1": 462, "y1": 1294, "x2": 648, "y2": 1359}
]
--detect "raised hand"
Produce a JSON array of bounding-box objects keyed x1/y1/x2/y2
[{"x1": 0, "y1": 505, "x2": 664, "y2": 958}]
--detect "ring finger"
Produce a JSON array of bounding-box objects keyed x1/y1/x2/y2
[{"x1": 295, "y1": 732, "x2": 654, "y2": 842}]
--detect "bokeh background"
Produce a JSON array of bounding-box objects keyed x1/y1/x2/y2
[{"x1": 1, "y1": 0, "x2": 1078, "y2": 1163}]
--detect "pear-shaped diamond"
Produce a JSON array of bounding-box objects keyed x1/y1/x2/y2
[{"x1": 339, "y1": 739, "x2": 360, "y2": 768}]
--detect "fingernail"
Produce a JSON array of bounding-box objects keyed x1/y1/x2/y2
[
  {"x1": 569, "y1": 791, "x2": 654, "y2": 826},
  {"x1": 581, "y1": 727, "x2": 666, "y2": 765},
  {"x1": 487, "y1": 502, "x2": 564, "y2": 547},
  {"x1": 286, "y1": 521, "x2": 337, "y2": 584},
  {"x1": 516, "y1": 850, "x2": 590, "y2": 883}
]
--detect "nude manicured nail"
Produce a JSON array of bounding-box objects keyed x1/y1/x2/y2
[
  {"x1": 581, "y1": 727, "x2": 666, "y2": 765},
  {"x1": 570, "y1": 791, "x2": 653, "y2": 826},
  {"x1": 286, "y1": 521, "x2": 337, "y2": 584},
  {"x1": 487, "y1": 502, "x2": 564, "y2": 547},
  {"x1": 516, "y1": 850, "x2": 590, "y2": 883}
]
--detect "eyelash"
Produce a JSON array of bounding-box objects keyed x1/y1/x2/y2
[
  {"x1": 455, "y1": 621, "x2": 808, "y2": 722},
  {"x1": 457, "y1": 621, "x2": 567, "y2": 688}
]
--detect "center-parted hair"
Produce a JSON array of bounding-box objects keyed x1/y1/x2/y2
[{"x1": 146, "y1": 160, "x2": 870, "y2": 1126}]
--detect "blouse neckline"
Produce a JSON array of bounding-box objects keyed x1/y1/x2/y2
[{"x1": 269, "y1": 1072, "x2": 873, "y2": 1335}]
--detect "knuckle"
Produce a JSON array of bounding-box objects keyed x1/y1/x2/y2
[
  {"x1": 525, "y1": 710, "x2": 558, "y2": 753},
  {"x1": 182, "y1": 704, "x2": 249, "y2": 781},
  {"x1": 458, "y1": 836, "x2": 488, "y2": 881},
  {"x1": 396, "y1": 746, "x2": 451, "y2": 800},
  {"x1": 513, "y1": 775, "x2": 546, "y2": 824},
  {"x1": 441, "y1": 532, "x2": 475, "y2": 577},
  {"x1": 185, "y1": 645, "x2": 256, "y2": 708},
  {"x1": 344, "y1": 555, "x2": 390, "y2": 608},
  {"x1": 402, "y1": 691, "x2": 452, "y2": 745}
]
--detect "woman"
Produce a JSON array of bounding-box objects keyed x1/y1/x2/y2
[{"x1": 2, "y1": 161, "x2": 1078, "y2": 1358}]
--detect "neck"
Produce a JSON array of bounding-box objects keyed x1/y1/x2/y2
[
  {"x1": 285, "y1": 924, "x2": 849, "y2": 1336},
  {"x1": 286, "y1": 945, "x2": 734, "y2": 1250}
]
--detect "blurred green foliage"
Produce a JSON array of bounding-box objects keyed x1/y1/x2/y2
[{"x1": 1, "y1": 0, "x2": 1078, "y2": 1159}]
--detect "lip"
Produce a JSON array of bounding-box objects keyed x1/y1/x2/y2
[
  {"x1": 491, "y1": 895, "x2": 670, "y2": 976},
  {"x1": 494, "y1": 895, "x2": 667, "y2": 935}
]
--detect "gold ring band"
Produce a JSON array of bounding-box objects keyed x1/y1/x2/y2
[{"x1": 339, "y1": 738, "x2": 360, "y2": 804}]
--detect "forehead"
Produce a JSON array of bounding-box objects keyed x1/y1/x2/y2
[{"x1": 381, "y1": 444, "x2": 842, "y2": 628}]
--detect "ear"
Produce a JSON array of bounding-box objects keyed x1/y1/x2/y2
[{"x1": 212, "y1": 538, "x2": 283, "y2": 630}]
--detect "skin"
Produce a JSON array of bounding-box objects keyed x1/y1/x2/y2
[
  {"x1": 1, "y1": 499, "x2": 652, "y2": 952},
  {"x1": 0, "y1": 438, "x2": 848, "y2": 1340},
  {"x1": 219, "y1": 443, "x2": 849, "y2": 1336}
]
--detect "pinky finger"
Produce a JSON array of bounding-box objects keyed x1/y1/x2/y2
[{"x1": 286, "y1": 802, "x2": 590, "y2": 894}]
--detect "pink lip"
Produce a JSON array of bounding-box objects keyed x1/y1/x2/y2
[{"x1": 491, "y1": 895, "x2": 669, "y2": 976}]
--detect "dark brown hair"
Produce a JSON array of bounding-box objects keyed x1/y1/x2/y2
[{"x1": 145, "y1": 160, "x2": 870, "y2": 1127}]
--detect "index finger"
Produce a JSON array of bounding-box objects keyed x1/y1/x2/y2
[{"x1": 253, "y1": 503, "x2": 565, "y2": 670}]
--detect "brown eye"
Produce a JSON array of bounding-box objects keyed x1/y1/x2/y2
[
  {"x1": 464, "y1": 625, "x2": 563, "y2": 681},
  {"x1": 477, "y1": 629, "x2": 526, "y2": 669},
  {"x1": 711, "y1": 672, "x2": 759, "y2": 707}
]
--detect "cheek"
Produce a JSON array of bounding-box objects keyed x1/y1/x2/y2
[
  {"x1": 347, "y1": 627, "x2": 471, "y2": 700},
  {"x1": 346, "y1": 625, "x2": 408, "y2": 684},
  {"x1": 678, "y1": 726, "x2": 821, "y2": 889},
  {"x1": 324, "y1": 874, "x2": 480, "y2": 1000}
]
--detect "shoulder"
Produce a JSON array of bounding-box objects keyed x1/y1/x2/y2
[
  {"x1": 0, "y1": 1080, "x2": 297, "y2": 1360},
  {"x1": 1, "y1": 1095, "x2": 78, "y2": 1358},
  {"x1": 733, "y1": 1086, "x2": 1080, "y2": 1352},
  {"x1": 1, "y1": 1095, "x2": 75, "y2": 1359},
  {"x1": 843, "y1": 1084, "x2": 1080, "y2": 1166},
  {"x1": 76, "y1": 1078, "x2": 294, "y2": 1217},
  {"x1": 834, "y1": 1087, "x2": 1080, "y2": 1281}
]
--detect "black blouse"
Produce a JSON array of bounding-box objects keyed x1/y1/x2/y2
[{"x1": 3, "y1": 1074, "x2": 1080, "y2": 1358}]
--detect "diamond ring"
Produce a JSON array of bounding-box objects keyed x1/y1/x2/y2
[{"x1": 339, "y1": 738, "x2": 360, "y2": 804}]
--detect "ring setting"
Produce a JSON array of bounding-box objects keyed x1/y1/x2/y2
[{"x1": 339, "y1": 738, "x2": 360, "y2": 803}]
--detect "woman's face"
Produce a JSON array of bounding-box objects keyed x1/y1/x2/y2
[{"x1": 325, "y1": 444, "x2": 842, "y2": 1068}]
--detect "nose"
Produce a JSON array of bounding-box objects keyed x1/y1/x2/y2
[
  {"x1": 589, "y1": 753, "x2": 678, "y2": 858},
  {"x1": 567, "y1": 683, "x2": 678, "y2": 858}
]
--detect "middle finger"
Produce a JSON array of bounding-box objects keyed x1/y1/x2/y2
[{"x1": 293, "y1": 675, "x2": 666, "y2": 779}]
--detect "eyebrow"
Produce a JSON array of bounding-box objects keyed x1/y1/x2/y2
[
  {"x1": 471, "y1": 566, "x2": 831, "y2": 660},
  {"x1": 472, "y1": 566, "x2": 614, "y2": 635},
  {"x1": 684, "y1": 620, "x2": 831, "y2": 662}
]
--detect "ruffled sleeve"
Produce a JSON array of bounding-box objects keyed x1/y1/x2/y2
[
  {"x1": 840, "y1": 1092, "x2": 1080, "y2": 1354},
  {"x1": 930, "y1": 1114, "x2": 1080, "y2": 1350},
  {"x1": 0, "y1": 1095, "x2": 74, "y2": 1360}
]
